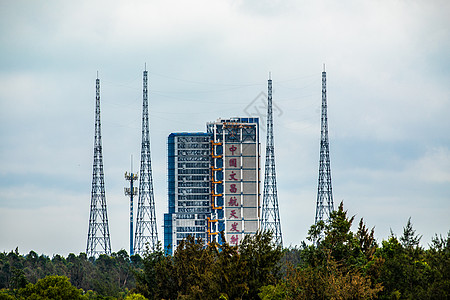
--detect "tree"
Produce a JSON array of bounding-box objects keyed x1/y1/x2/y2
[
  {"x1": 375, "y1": 219, "x2": 435, "y2": 299},
  {"x1": 134, "y1": 241, "x2": 173, "y2": 299},
  {"x1": 423, "y1": 232, "x2": 450, "y2": 299},
  {"x1": 124, "y1": 293, "x2": 147, "y2": 300},
  {"x1": 134, "y1": 232, "x2": 283, "y2": 300},
  {"x1": 239, "y1": 231, "x2": 283, "y2": 299},
  {"x1": 400, "y1": 217, "x2": 422, "y2": 250},
  {"x1": 17, "y1": 275, "x2": 86, "y2": 299},
  {"x1": 9, "y1": 268, "x2": 28, "y2": 290},
  {"x1": 172, "y1": 236, "x2": 217, "y2": 298},
  {"x1": 304, "y1": 202, "x2": 380, "y2": 271},
  {"x1": 214, "y1": 234, "x2": 248, "y2": 299},
  {"x1": 270, "y1": 202, "x2": 383, "y2": 299}
]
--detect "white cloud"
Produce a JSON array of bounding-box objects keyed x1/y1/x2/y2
[
  {"x1": 409, "y1": 147, "x2": 450, "y2": 184},
  {"x1": 0, "y1": 0, "x2": 449, "y2": 255}
]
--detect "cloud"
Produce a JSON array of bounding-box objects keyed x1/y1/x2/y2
[
  {"x1": 409, "y1": 147, "x2": 450, "y2": 184},
  {"x1": 0, "y1": 0, "x2": 449, "y2": 254}
]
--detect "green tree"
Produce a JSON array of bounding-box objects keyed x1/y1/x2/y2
[
  {"x1": 124, "y1": 293, "x2": 147, "y2": 300},
  {"x1": 134, "y1": 241, "x2": 173, "y2": 299},
  {"x1": 239, "y1": 231, "x2": 283, "y2": 299},
  {"x1": 375, "y1": 219, "x2": 431, "y2": 299},
  {"x1": 17, "y1": 275, "x2": 86, "y2": 299},
  {"x1": 400, "y1": 217, "x2": 422, "y2": 250},
  {"x1": 0, "y1": 290, "x2": 15, "y2": 300},
  {"x1": 303, "y1": 202, "x2": 382, "y2": 271},
  {"x1": 9, "y1": 268, "x2": 28, "y2": 290},
  {"x1": 271, "y1": 202, "x2": 383, "y2": 299},
  {"x1": 134, "y1": 232, "x2": 283, "y2": 300},
  {"x1": 171, "y1": 236, "x2": 222, "y2": 299},
  {"x1": 214, "y1": 236, "x2": 248, "y2": 299},
  {"x1": 423, "y1": 232, "x2": 450, "y2": 299}
]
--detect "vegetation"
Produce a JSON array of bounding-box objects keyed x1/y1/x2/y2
[
  {"x1": 260, "y1": 204, "x2": 450, "y2": 300},
  {"x1": 0, "y1": 249, "x2": 141, "y2": 299},
  {"x1": 133, "y1": 231, "x2": 282, "y2": 299},
  {"x1": 1, "y1": 204, "x2": 448, "y2": 299}
]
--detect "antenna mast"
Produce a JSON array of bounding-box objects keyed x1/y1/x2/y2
[
  {"x1": 125, "y1": 155, "x2": 138, "y2": 256},
  {"x1": 261, "y1": 73, "x2": 283, "y2": 246},
  {"x1": 86, "y1": 75, "x2": 112, "y2": 257},
  {"x1": 134, "y1": 68, "x2": 158, "y2": 254},
  {"x1": 315, "y1": 66, "x2": 334, "y2": 225}
]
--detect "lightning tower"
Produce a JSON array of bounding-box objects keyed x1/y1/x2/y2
[
  {"x1": 86, "y1": 74, "x2": 112, "y2": 257},
  {"x1": 315, "y1": 65, "x2": 334, "y2": 224},
  {"x1": 261, "y1": 73, "x2": 283, "y2": 246},
  {"x1": 134, "y1": 67, "x2": 158, "y2": 254},
  {"x1": 125, "y1": 157, "x2": 138, "y2": 256}
]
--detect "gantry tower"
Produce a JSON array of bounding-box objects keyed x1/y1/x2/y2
[
  {"x1": 315, "y1": 66, "x2": 334, "y2": 224},
  {"x1": 86, "y1": 75, "x2": 112, "y2": 257},
  {"x1": 134, "y1": 68, "x2": 158, "y2": 254},
  {"x1": 261, "y1": 74, "x2": 283, "y2": 246}
]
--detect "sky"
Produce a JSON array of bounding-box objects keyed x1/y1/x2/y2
[{"x1": 0, "y1": 0, "x2": 449, "y2": 256}]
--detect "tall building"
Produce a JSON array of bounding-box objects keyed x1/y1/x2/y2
[
  {"x1": 207, "y1": 117, "x2": 261, "y2": 247},
  {"x1": 164, "y1": 133, "x2": 212, "y2": 255},
  {"x1": 164, "y1": 117, "x2": 261, "y2": 255}
]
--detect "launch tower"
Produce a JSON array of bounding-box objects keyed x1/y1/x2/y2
[
  {"x1": 86, "y1": 75, "x2": 112, "y2": 257},
  {"x1": 315, "y1": 66, "x2": 334, "y2": 225},
  {"x1": 134, "y1": 68, "x2": 158, "y2": 254},
  {"x1": 261, "y1": 74, "x2": 283, "y2": 246}
]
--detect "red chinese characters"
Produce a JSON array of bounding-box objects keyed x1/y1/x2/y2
[
  {"x1": 230, "y1": 222, "x2": 239, "y2": 232},
  {"x1": 230, "y1": 235, "x2": 239, "y2": 245},
  {"x1": 228, "y1": 171, "x2": 238, "y2": 181},
  {"x1": 228, "y1": 196, "x2": 238, "y2": 206},
  {"x1": 229, "y1": 158, "x2": 237, "y2": 168},
  {"x1": 229, "y1": 184, "x2": 237, "y2": 193},
  {"x1": 229, "y1": 145, "x2": 237, "y2": 155},
  {"x1": 229, "y1": 209, "x2": 238, "y2": 219}
]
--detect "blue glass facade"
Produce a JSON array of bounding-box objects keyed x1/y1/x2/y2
[{"x1": 164, "y1": 132, "x2": 212, "y2": 255}]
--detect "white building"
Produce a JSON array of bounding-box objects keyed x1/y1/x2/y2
[{"x1": 164, "y1": 118, "x2": 260, "y2": 255}]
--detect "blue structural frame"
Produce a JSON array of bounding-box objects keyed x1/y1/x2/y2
[{"x1": 164, "y1": 132, "x2": 212, "y2": 255}]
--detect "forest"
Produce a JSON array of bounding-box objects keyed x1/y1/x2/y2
[{"x1": 0, "y1": 203, "x2": 448, "y2": 299}]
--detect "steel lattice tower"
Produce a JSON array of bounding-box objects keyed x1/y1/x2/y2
[
  {"x1": 86, "y1": 75, "x2": 112, "y2": 257},
  {"x1": 261, "y1": 74, "x2": 283, "y2": 246},
  {"x1": 134, "y1": 68, "x2": 158, "y2": 254},
  {"x1": 315, "y1": 66, "x2": 334, "y2": 224}
]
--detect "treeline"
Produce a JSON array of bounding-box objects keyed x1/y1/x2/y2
[
  {"x1": 133, "y1": 232, "x2": 282, "y2": 299},
  {"x1": 0, "y1": 249, "x2": 142, "y2": 298},
  {"x1": 0, "y1": 203, "x2": 449, "y2": 299},
  {"x1": 265, "y1": 203, "x2": 450, "y2": 299}
]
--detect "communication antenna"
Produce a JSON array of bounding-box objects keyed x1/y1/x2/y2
[{"x1": 125, "y1": 155, "x2": 138, "y2": 256}]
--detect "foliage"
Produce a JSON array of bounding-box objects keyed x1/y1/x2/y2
[
  {"x1": 400, "y1": 217, "x2": 422, "y2": 250},
  {"x1": 275, "y1": 207, "x2": 449, "y2": 300},
  {"x1": 1, "y1": 207, "x2": 449, "y2": 299},
  {"x1": 268, "y1": 202, "x2": 383, "y2": 299},
  {"x1": 0, "y1": 250, "x2": 140, "y2": 298},
  {"x1": 375, "y1": 223, "x2": 449, "y2": 299},
  {"x1": 133, "y1": 231, "x2": 282, "y2": 300},
  {"x1": 124, "y1": 293, "x2": 147, "y2": 300},
  {"x1": 239, "y1": 231, "x2": 283, "y2": 299},
  {"x1": 17, "y1": 275, "x2": 86, "y2": 299}
]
